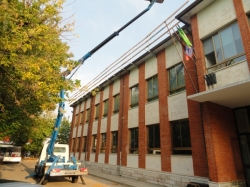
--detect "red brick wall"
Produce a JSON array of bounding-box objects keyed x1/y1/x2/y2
[
  {"x1": 157, "y1": 49, "x2": 172, "y2": 172},
  {"x1": 105, "y1": 84, "x2": 113, "y2": 163},
  {"x1": 184, "y1": 19, "x2": 209, "y2": 177},
  {"x1": 86, "y1": 96, "x2": 96, "y2": 161},
  {"x1": 95, "y1": 90, "x2": 104, "y2": 162},
  {"x1": 120, "y1": 74, "x2": 129, "y2": 166},
  {"x1": 79, "y1": 101, "x2": 87, "y2": 160},
  {"x1": 138, "y1": 63, "x2": 147, "y2": 169},
  {"x1": 202, "y1": 102, "x2": 244, "y2": 182},
  {"x1": 233, "y1": 0, "x2": 250, "y2": 72},
  {"x1": 73, "y1": 105, "x2": 82, "y2": 155},
  {"x1": 69, "y1": 107, "x2": 76, "y2": 153},
  {"x1": 191, "y1": 14, "x2": 206, "y2": 92}
]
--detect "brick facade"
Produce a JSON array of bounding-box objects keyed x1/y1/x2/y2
[
  {"x1": 157, "y1": 49, "x2": 172, "y2": 172},
  {"x1": 202, "y1": 102, "x2": 244, "y2": 181},
  {"x1": 233, "y1": 0, "x2": 250, "y2": 72},
  {"x1": 138, "y1": 63, "x2": 147, "y2": 169},
  {"x1": 68, "y1": 0, "x2": 249, "y2": 185}
]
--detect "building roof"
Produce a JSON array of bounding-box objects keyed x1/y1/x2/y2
[{"x1": 175, "y1": 0, "x2": 215, "y2": 25}]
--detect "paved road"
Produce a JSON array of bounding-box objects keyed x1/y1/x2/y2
[{"x1": 0, "y1": 160, "x2": 127, "y2": 187}]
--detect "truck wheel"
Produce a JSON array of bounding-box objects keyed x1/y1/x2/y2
[
  {"x1": 71, "y1": 176, "x2": 78, "y2": 183},
  {"x1": 41, "y1": 175, "x2": 49, "y2": 185}
]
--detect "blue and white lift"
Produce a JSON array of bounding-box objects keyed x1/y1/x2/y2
[{"x1": 27, "y1": 0, "x2": 164, "y2": 185}]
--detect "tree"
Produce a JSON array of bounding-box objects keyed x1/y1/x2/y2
[
  {"x1": 0, "y1": 0, "x2": 80, "y2": 144},
  {"x1": 57, "y1": 117, "x2": 70, "y2": 144},
  {"x1": 23, "y1": 114, "x2": 54, "y2": 156}
]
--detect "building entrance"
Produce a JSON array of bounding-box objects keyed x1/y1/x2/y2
[{"x1": 235, "y1": 106, "x2": 250, "y2": 186}]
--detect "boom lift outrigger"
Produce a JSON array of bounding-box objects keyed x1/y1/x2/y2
[{"x1": 27, "y1": 0, "x2": 164, "y2": 185}]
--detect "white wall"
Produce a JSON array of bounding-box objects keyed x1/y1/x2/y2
[
  {"x1": 129, "y1": 68, "x2": 139, "y2": 87},
  {"x1": 198, "y1": 0, "x2": 236, "y2": 39},
  {"x1": 83, "y1": 124, "x2": 88, "y2": 136},
  {"x1": 165, "y1": 42, "x2": 182, "y2": 69},
  {"x1": 127, "y1": 154, "x2": 138, "y2": 168},
  {"x1": 128, "y1": 107, "x2": 139, "y2": 128},
  {"x1": 243, "y1": 0, "x2": 250, "y2": 12},
  {"x1": 109, "y1": 154, "x2": 117, "y2": 165},
  {"x1": 86, "y1": 97, "x2": 91, "y2": 109},
  {"x1": 103, "y1": 86, "x2": 109, "y2": 100},
  {"x1": 145, "y1": 56, "x2": 157, "y2": 79},
  {"x1": 101, "y1": 118, "x2": 107, "y2": 133},
  {"x1": 145, "y1": 101, "x2": 159, "y2": 125},
  {"x1": 111, "y1": 113, "x2": 119, "y2": 131},
  {"x1": 171, "y1": 155, "x2": 194, "y2": 176},
  {"x1": 73, "y1": 127, "x2": 77, "y2": 138},
  {"x1": 113, "y1": 79, "x2": 120, "y2": 95},
  {"x1": 168, "y1": 91, "x2": 189, "y2": 121},
  {"x1": 92, "y1": 121, "x2": 98, "y2": 135},
  {"x1": 77, "y1": 125, "x2": 82, "y2": 137},
  {"x1": 95, "y1": 92, "x2": 100, "y2": 105},
  {"x1": 75, "y1": 104, "x2": 80, "y2": 115},
  {"x1": 98, "y1": 153, "x2": 105, "y2": 164},
  {"x1": 208, "y1": 61, "x2": 250, "y2": 90},
  {"x1": 146, "y1": 155, "x2": 161, "y2": 171},
  {"x1": 90, "y1": 153, "x2": 95, "y2": 162},
  {"x1": 80, "y1": 102, "x2": 85, "y2": 112}
]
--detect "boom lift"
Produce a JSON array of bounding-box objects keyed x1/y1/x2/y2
[{"x1": 27, "y1": 0, "x2": 164, "y2": 185}]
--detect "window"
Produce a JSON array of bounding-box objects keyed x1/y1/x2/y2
[
  {"x1": 148, "y1": 124, "x2": 160, "y2": 154},
  {"x1": 169, "y1": 63, "x2": 185, "y2": 95},
  {"x1": 75, "y1": 114, "x2": 78, "y2": 126},
  {"x1": 147, "y1": 75, "x2": 158, "y2": 101},
  {"x1": 203, "y1": 22, "x2": 245, "y2": 72},
  {"x1": 71, "y1": 138, "x2": 75, "y2": 152},
  {"x1": 111, "y1": 131, "x2": 118, "y2": 153},
  {"x1": 130, "y1": 85, "x2": 139, "y2": 107},
  {"x1": 82, "y1": 136, "x2": 87, "y2": 152},
  {"x1": 95, "y1": 104, "x2": 99, "y2": 119},
  {"x1": 113, "y1": 94, "x2": 120, "y2": 113},
  {"x1": 103, "y1": 99, "x2": 109, "y2": 117},
  {"x1": 92, "y1": 135, "x2": 97, "y2": 152},
  {"x1": 80, "y1": 112, "x2": 83, "y2": 125},
  {"x1": 100, "y1": 133, "x2": 106, "y2": 152},
  {"x1": 172, "y1": 120, "x2": 191, "y2": 155},
  {"x1": 86, "y1": 109, "x2": 90, "y2": 122},
  {"x1": 76, "y1": 137, "x2": 81, "y2": 152},
  {"x1": 130, "y1": 128, "x2": 138, "y2": 154}
]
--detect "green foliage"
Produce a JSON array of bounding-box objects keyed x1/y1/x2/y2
[
  {"x1": 23, "y1": 114, "x2": 54, "y2": 154},
  {"x1": 0, "y1": 0, "x2": 79, "y2": 144},
  {"x1": 57, "y1": 117, "x2": 70, "y2": 144}
]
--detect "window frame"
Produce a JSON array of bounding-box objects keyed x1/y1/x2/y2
[
  {"x1": 203, "y1": 22, "x2": 246, "y2": 72},
  {"x1": 92, "y1": 134, "x2": 97, "y2": 152},
  {"x1": 147, "y1": 75, "x2": 158, "y2": 102},
  {"x1": 111, "y1": 131, "x2": 118, "y2": 153},
  {"x1": 171, "y1": 119, "x2": 191, "y2": 155},
  {"x1": 129, "y1": 128, "x2": 138, "y2": 154},
  {"x1": 82, "y1": 136, "x2": 87, "y2": 152},
  {"x1": 101, "y1": 133, "x2": 106, "y2": 151},
  {"x1": 86, "y1": 108, "x2": 90, "y2": 122},
  {"x1": 75, "y1": 114, "x2": 79, "y2": 126},
  {"x1": 95, "y1": 104, "x2": 99, "y2": 120},
  {"x1": 130, "y1": 84, "x2": 139, "y2": 107},
  {"x1": 147, "y1": 124, "x2": 161, "y2": 154},
  {"x1": 103, "y1": 99, "x2": 109, "y2": 117},
  {"x1": 113, "y1": 94, "x2": 120, "y2": 113},
  {"x1": 168, "y1": 63, "x2": 186, "y2": 95}
]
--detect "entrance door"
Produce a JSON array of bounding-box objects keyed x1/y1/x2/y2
[{"x1": 235, "y1": 107, "x2": 250, "y2": 186}]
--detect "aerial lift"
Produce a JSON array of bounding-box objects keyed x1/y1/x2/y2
[{"x1": 27, "y1": 0, "x2": 164, "y2": 185}]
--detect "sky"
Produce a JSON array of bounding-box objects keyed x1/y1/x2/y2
[{"x1": 61, "y1": 0, "x2": 195, "y2": 119}]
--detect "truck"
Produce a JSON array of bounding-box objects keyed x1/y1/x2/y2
[
  {"x1": 0, "y1": 144, "x2": 22, "y2": 163},
  {"x1": 26, "y1": 0, "x2": 164, "y2": 185}
]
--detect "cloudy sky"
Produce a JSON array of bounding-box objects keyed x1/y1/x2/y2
[{"x1": 61, "y1": 0, "x2": 195, "y2": 119}]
